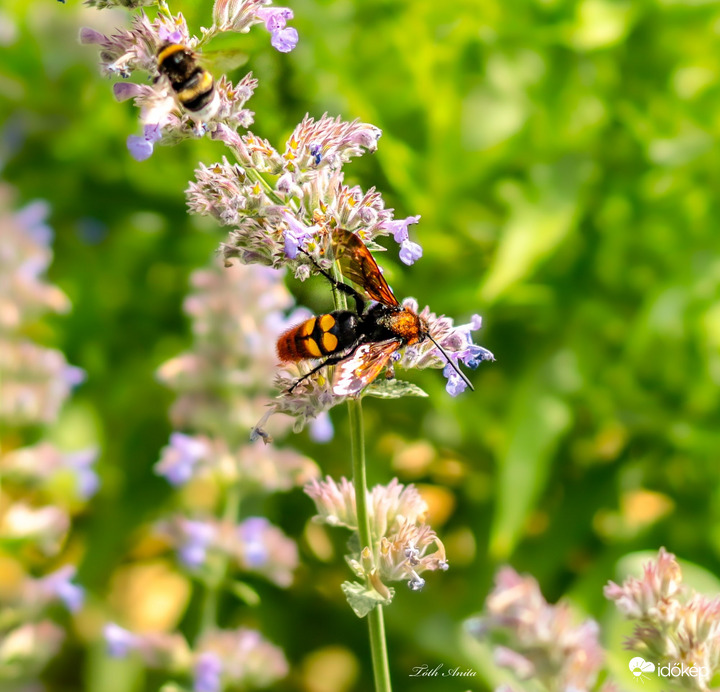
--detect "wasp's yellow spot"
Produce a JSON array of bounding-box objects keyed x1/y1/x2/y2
[
  {"x1": 305, "y1": 339, "x2": 322, "y2": 357},
  {"x1": 322, "y1": 332, "x2": 338, "y2": 352},
  {"x1": 319, "y1": 314, "x2": 336, "y2": 331},
  {"x1": 299, "y1": 318, "x2": 316, "y2": 337}
]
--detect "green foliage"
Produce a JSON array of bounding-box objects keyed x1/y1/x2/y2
[{"x1": 3, "y1": 0, "x2": 720, "y2": 690}]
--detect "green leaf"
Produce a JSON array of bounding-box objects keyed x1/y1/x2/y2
[
  {"x1": 228, "y1": 580, "x2": 261, "y2": 606},
  {"x1": 341, "y1": 581, "x2": 395, "y2": 618},
  {"x1": 364, "y1": 379, "x2": 428, "y2": 399},
  {"x1": 489, "y1": 367, "x2": 572, "y2": 560}
]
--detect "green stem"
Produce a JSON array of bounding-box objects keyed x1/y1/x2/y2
[
  {"x1": 200, "y1": 483, "x2": 242, "y2": 633},
  {"x1": 348, "y1": 398, "x2": 392, "y2": 692}
]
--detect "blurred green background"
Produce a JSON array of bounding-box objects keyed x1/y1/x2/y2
[{"x1": 2, "y1": 0, "x2": 720, "y2": 690}]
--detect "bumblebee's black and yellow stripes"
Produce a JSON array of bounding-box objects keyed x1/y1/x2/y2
[
  {"x1": 277, "y1": 311, "x2": 358, "y2": 362},
  {"x1": 156, "y1": 43, "x2": 216, "y2": 113}
]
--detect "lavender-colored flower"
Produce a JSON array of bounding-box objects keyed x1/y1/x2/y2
[
  {"x1": 384, "y1": 215, "x2": 420, "y2": 244},
  {"x1": 178, "y1": 519, "x2": 217, "y2": 569},
  {"x1": 398, "y1": 239, "x2": 423, "y2": 265},
  {"x1": 468, "y1": 566, "x2": 604, "y2": 691},
  {"x1": 154, "y1": 432, "x2": 210, "y2": 486},
  {"x1": 104, "y1": 623, "x2": 141, "y2": 658},
  {"x1": 28, "y1": 565, "x2": 85, "y2": 613},
  {"x1": 1, "y1": 443, "x2": 100, "y2": 499},
  {"x1": 232, "y1": 517, "x2": 298, "y2": 587},
  {"x1": 127, "y1": 123, "x2": 163, "y2": 161},
  {"x1": 194, "y1": 651, "x2": 223, "y2": 692},
  {"x1": 102, "y1": 623, "x2": 191, "y2": 667},
  {"x1": 605, "y1": 548, "x2": 720, "y2": 689},
  {"x1": 196, "y1": 628, "x2": 289, "y2": 689},
  {"x1": 309, "y1": 411, "x2": 333, "y2": 442},
  {"x1": 270, "y1": 26, "x2": 298, "y2": 52}
]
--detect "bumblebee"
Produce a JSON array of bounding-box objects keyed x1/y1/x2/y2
[
  {"x1": 156, "y1": 43, "x2": 218, "y2": 118},
  {"x1": 277, "y1": 229, "x2": 474, "y2": 396}
]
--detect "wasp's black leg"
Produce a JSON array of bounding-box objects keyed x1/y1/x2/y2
[
  {"x1": 299, "y1": 249, "x2": 366, "y2": 314},
  {"x1": 287, "y1": 342, "x2": 364, "y2": 394}
]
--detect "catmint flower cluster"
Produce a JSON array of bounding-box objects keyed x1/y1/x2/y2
[
  {"x1": 466, "y1": 567, "x2": 608, "y2": 692},
  {"x1": 81, "y1": 0, "x2": 297, "y2": 160},
  {"x1": 103, "y1": 624, "x2": 288, "y2": 691},
  {"x1": 304, "y1": 477, "x2": 448, "y2": 616},
  {"x1": 605, "y1": 547, "x2": 720, "y2": 690},
  {"x1": 101, "y1": 260, "x2": 319, "y2": 690},
  {"x1": 0, "y1": 186, "x2": 92, "y2": 687}
]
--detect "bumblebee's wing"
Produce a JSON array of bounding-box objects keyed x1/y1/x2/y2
[
  {"x1": 332, "y1": 229, "x2": 399, "y2": 307},
  {"x1": 333, "y1": 339, "x2": 402, "y2": 396}
]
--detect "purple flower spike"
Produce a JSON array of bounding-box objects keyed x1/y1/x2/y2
[
  {"x1": 271, "y1": 27, "x2": 299, "y2": 53},
  {"x1": 194, "y1": 652, "x2": 223, "y2": 692},
  {"x1": 399, "y1": 239, "x2": 423, "y2": 265},
  {"x1": 104, "y1": 623, "x2": 140, "y2": 658}
]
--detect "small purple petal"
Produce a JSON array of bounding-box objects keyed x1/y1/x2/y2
[
  {"x1": 79, "y1": 27, "x2": 106, "y2": 45},
  {"x1": 194, "y1": 652, "x2": 223, "y2": 692},
  {"x1": 157, "y1": 26, "x2": 184, "y2": 44},
  {"x1": 459, "y1": 345, "x2": 495, "y2": 369},
  {"x1": 283, "y1": 232, "x2": 300, "y2": 259},
  {"x1": 179, "y1": 520, "x2": 215, "y2": 569},
  {"x1": 385, "y1": 215, "x2": 421, "y2": 244},
  {"x1": 238, "y1": 517, "x2": 270, "y2": 568},
  {"x1": 257, "y1": 7, "x2": 294, "y2": 31},
  {"x1": 113, "y1": 83, "x2": 143, "y2": 102},
  {"x1": 127, "y1": 135, "x2": 154, "y2": 161},
  {"x1": 271, "y1": 27, "x2": 298, "y2": 53},
  {"x1": 309, "y1": 412, "x2": 333, "y2": 443},
  {"x1": 443, "y1": 365, "x2": 468, "y2": 397},
  {"x1": 104, "y1": 623, "x2": 138, "y2": 658},
  {"x1": 470, "y1": 314, "x2": 483, "y2": 331},
  {"x1": 399, "y1": 239, "x2": 423, "y2": 265},
  {"x1": 63, "y1": 365, "x2": 86, "y2": 387},
  {"x1": 57, "y1": 580, "x2": 85, "y2": 613}
]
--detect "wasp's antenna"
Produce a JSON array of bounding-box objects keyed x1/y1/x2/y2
[{"x1": 428, "y1": 335, "x2": 474, "y2": 392}]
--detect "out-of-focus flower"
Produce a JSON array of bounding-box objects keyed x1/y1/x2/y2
[
  {"x1": 233, "y1": 516, "x2": 297, "y2": 587},
  {"x1": 1, "y1": 443, "x2": 100, "y2": 499},
  {"x1": 605, "y1": 548, "x2": 720, "y2": 690},
  {"x1": 157, "y1": 260, "x2": 304, "y2": 439},
  {"x1": 102, "y1": 623, "x2": 191, "y2": 668},
  {"x1": 0, "y1": 503, "x2": 70, "y2": 555},
  {"x1": 0, "y1": 621, "x2": 65, "y2": 676},
  {"x1": 24, "y1": 565, "x2": 85, "y2": 613},
  {"x1": 193, "y1": 651, "x2": 223, "y2": 692},
  {"x1": 467, "y1": 566, "x2": 604, "y2": 691},
  {"x1": 196, "y1": 628, "x2": 288, "y2": 689},
  {"x1": 0, "y1": 188, "x2": 85, "y2": 427},
  {"x1": 154, "y1": 433, "x2": 211, "y2": 486},
  {"x1": 157, "y1": 515, "x2": 298, "y2": 587}
]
